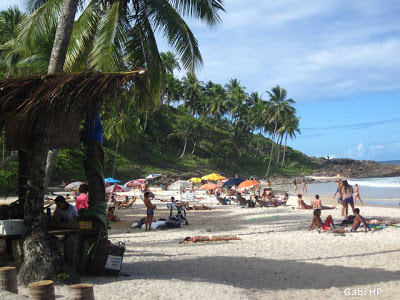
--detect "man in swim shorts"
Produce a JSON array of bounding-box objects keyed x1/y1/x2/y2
[
  {"x1": 143, "y1": 191, "x2": 157, "y2": 231},
  {"x1": 334, "y1": 208, "x2": 369, "y2": 233},
  {"x1": 308, "y1": 209, "x2": 336, "y2": 231}
]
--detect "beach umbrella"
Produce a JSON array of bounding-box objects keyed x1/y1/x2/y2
[
  {"x1": 104, "y1": 177, "x2": 121, "y2": 183},
  {"x1": 188, "y1": 177, "x2": 201, "y2": 183},
  {"x1": 201, "y1": 173, "x2": 227, "y2": 181},
  {"x1": 145, "y1": 173, "x2": 161, "y2": 180},
  {"x1": 106, "y1": 184, "x2": 129, "y2": 193},
  {"x1": 168, "y1": 180, "x2": 192, "y2": 191},
  {"x1": 222, "y1": 178, "x2": 245, "y2": 188},
  {"x1": 238, "y1": 180, "x2": 260, "y2": 190},
  {"x1": 199, "y1": 183, "x2": 219, "y2": 190},
  {"x1": 65, "y1": 181, "x2": 84, "y2": 191},
  {"x1": 125, "y1": 180, "x2": 141, "y2": 187}
]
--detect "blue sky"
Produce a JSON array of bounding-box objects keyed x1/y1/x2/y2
[{"x1": 3, "y1": 0, "x2": 400, "y2": 161}]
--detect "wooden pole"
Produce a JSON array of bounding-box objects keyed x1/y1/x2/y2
[
  {"x1": 68, "y1": 283, "x2": 95, "y2": 300},
  {"x1": 0, "y1": 266, "x2": 18, "y2": 294},
  {"x1": 29, "y1": 280, "x2": 55, "y2": 300}
]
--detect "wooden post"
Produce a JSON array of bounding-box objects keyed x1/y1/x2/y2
[
  {"x1": 29, "y1": 280, "x2": 55, "y2": 300},
  {"x1": 0, "y1": 266, "x2": 18, "y2": 293},
  {"x1": 68, "y1": 283, "x2": 94, "y2": 300}
]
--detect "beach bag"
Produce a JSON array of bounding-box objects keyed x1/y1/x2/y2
[{"x1": 88, "y1": 241, "x2": 125, "y2": 276}]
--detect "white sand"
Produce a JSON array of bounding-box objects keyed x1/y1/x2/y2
[{"x1": 11, "y1": 190, "x2": 400, "y2": 299}]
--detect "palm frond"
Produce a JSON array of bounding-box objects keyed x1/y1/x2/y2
[
  {"x1": 64, "y1": 1, "x2": 101, "y2": 71},
  {"x1": 17, "y1": 0, "x2": 63, "y2": 54},
  {"x1": 90, "y1": 0, "x2": 129, "y2": 72},
  {"x1": 169, "y1": 0, "x2": 225, "y2": 27},
  {"x1": 147, "y1": 0, "x2": 202, "y2": 72}
]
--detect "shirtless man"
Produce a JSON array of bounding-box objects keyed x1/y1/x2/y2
[
  {"x1": 334, "y1": 208, "x2": 369, "y2": 233},
  {"x1": 301, "y1": 180, "x2": 307, "y2": 193},
  {"x1": 308, "y1": 209, "x2": 336, "y2": 232},
  {"x1": 341, "y1": 180, "x2": 356, "y2": 218},
  {"x1": 143, "y1": 191, "x2": 156, "y2": 231},
  {"x1": 180, "y1": 235, "x2": 241, "y2": 244},
  {"x1": 313, "y1": 194, "x2": 336, "y2": 210}
]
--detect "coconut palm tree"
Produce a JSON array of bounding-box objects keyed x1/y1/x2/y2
[
  {"x1": 182, "y1": 72, "x2": 203, "y2": 115},
  {"x1": 264, "y1": 85, "x2": 296, "y2": 177},
  {"x1": 281, "y1": 116, "x2": 300, "y2": 168},
  {"x1": 204, "y1": 81, "x2": 228, "y2": 128},
  {"x1": 164, "y1": 73, "x2": 183, "y2": 105},
  {"x1": 226, "y1": 78, "x2": 248, "y2": 123},
  {"x1": 161, "y1": 51, "x2": 181, "y2": 75}
]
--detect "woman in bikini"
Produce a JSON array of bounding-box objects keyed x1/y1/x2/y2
[
  {"x1": 354, "y1": 184, "x2": 363, "y2": 205},
  {"x1": 293, "y1": 179, "x2": 299, "y2": 195}
]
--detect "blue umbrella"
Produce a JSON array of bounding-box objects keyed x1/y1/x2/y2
[
  {"x1": 104, "y1": 177, "x2": 121, "y2": 183},
  {"x1": 222, "y1": 178, "x2": 245, "y2": 188}
]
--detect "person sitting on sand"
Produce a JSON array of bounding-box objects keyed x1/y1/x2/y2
[
  {"x1": 308, "y1": 209, "x2": 336, "y2": 232},
  {"x1": 180, "y1": 235, "x2": 241, "y2": 244},
  {"x1": 298, "y1": 194, "x2": 312, "y2": 209},
  {"x1": 235, "y1": 191, "x2": 247, "y2": 206},
  {"x1": 106, "y1": 206, "x2": 120, "y2": 222},
  {"x1": 334, "y1": 208, "x2": 369, "y2": 233},
  {"x1": 215, "y1": 191, "x2": 230, "y2": 205},
  {"x1": 313, "y1": 194, "x2": 336, "y2": 210},
  {"x1": 119, "y1": 196, "x2": 137, "y2": 209}
]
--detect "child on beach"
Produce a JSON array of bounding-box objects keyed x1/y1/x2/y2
[
  {"x1": 143, "y1": 191, "x2": 157, "y2": 231},
  {"x1": 308, "y1": 209, "x2": 336, "y2": 232}
]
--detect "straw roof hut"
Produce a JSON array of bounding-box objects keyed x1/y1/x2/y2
[{"x1": 0, "y1": 71, "x2": 147, "y2": 284}]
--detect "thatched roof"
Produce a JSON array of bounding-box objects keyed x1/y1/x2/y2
[{"x1": 0, "y1": 71, "x2": 147, "y2": 128}]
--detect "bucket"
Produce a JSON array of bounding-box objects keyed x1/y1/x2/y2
[
  {"x1": 28, "y1": 280, "x2": 55, "y2": 300},
  {"x1": 68, "y1": 283, "x2": 95, "y2": 300},
  {"x1": 0, "y1": 266, "x2": 18, "y2": 293}
]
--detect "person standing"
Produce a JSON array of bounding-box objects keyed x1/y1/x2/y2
[
  {"x1": 143, "y1": 191, "x2": 156, "y2": 231},
  {"x1": 76, "y1": 183, "x2": 89, "y2": 211},
  {"x1": 354, "y1": 184, "x2": 363, "y2": 205},
  {"x1": 292, "y1": 179, "x2": 299, "y2": 195},
  {"x1": 301, "y1": 179, "x2": 307, "y2": 193}
]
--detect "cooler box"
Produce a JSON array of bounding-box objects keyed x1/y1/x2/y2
[{"x1": 0, "y1": 219, "x2": 24, "y2": 235}]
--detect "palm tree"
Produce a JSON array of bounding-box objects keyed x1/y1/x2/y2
[
  {"x1": 226, "y1": 78, "x2": 248, "y2": 123},
  {"x1": 281, "y1": 116, "x2": 300, "y2": 168},
  {"x1": 164, "y1": 73, "x2": 183, "y2": 105},
  {"x1": 161, "y1": 51, "x2": 181, "y2": 74},
  {"x1": 264, "y1": 85, "x2": 296, "y2": 177},
  {"x1": 182, "y1": 72, "x2": 203, "y2": 115},
  {"x1": 171, "y1": 114, "x2": 196, "y2": 158},
  {"x1": 204, "y1": 81, "x2": 228, "y2": 128},
  {"x1": 247, "y1": 92, "x2": 267, "y2": 156}
]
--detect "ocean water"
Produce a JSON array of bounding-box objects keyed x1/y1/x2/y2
[{"x1": 308, "y1": 177, "x2": 400, "y2": 207}]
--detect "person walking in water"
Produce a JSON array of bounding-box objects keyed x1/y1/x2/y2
[{"x1": 354, "y1": 184, "x2": 363, "y2": 205}]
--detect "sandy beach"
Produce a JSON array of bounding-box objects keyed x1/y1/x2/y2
[{"x1": 6, "y1": 187, "x2": 399, "y2": 300}]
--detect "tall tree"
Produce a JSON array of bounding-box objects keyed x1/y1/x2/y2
[
  {"x1": 161, "y1": 51, "x2": 181, "y2": 74},
  {"x1": 281, "y1": 116, "x2": 300, "y2": 168},
  {"x1": 264, "y1": 85, "x2": 296, "y2": 177},
  {"x1": 182, "y1": 72, "x2": 203, "y2": 115},
  {"x1": 204, "y1": 81, "x2": 228, "y2": 128}
]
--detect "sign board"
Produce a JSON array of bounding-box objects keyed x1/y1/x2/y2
[{"x1": 105, "y1": 255, "x2": 123, "y2": 271}]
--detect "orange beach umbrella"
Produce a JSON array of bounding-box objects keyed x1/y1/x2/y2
[
  {"x1": 238, "y1": 180, "x2": 260, "y2": 190},
  {"x1": 199, "y1": 183, "x2": 219, "y2": 190}
]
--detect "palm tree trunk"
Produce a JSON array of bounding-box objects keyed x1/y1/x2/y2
[
  {"x1": 266, "y1": 121, "x2": 278, "y2": 177},
  {"x1": 44, "y1": 0, "x2": 80, "y2": 190},
  {"x1": 255, "y1": 133, "x2": 261, "y2": 157},
  {"x1": 191, "y1": 139, "x2": 197, "y2": 154},
  {"x1": 281, "y1": 134, "x2": 288, "y2": 168},
  {"x1": 179, "y1": 138, "x2": 187, "y2": 158},
  {"x1": 276, "y1": 134, "x2": 283, "y2": 162},
  {"x1": 143, "y1": 110, "x2": 148, "y2": 131},
  {"x1": 112, "y1": 138, "x2": 119, "y2": 178},
  {"x1": 18, "y1": 130, "x2": 78, "y2": 285},
  {"x1": 2, "y1": 129, "x2": 5, "y2": 163},
  {"x1": 17, "y1": 151, "x2": 29, "y2": 219}
]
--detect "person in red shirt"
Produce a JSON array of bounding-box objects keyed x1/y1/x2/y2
[{"x1": 76, "y1": 183, "x2": 89, "y2": 211}]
